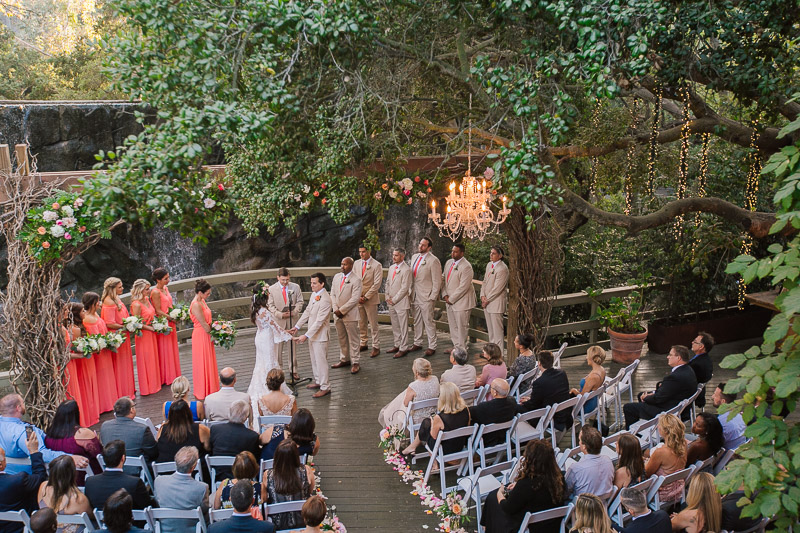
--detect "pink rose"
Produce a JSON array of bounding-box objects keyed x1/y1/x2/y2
[{"x1": 64, "y1": 233, "x2": 72, "y2": 240}]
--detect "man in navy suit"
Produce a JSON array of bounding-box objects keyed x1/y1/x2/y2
[
  {"x1": 689, "y1": 331, "x2": 714, "y2": 408},
  {"x1": 0, "y1": 431, "x2": 48, "y2": 533},
  {"x1": 516, "y1": 350, "x2": 572, "y2": 430},
  {"x1": 618, "y1": 487, "x2": 671, "y2": 533},
  {"x1": 85, "y1": 440, "x2": 156, "y2": 511},
  {"x1": 623, "y1": 345, "x2": 698, "y2": 429},
  {"x1": 208, "y1": 481, "x2": 273, "y2": 532}
]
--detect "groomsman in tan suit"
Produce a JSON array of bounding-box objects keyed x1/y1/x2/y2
[
  {"x1": 266, "y1": 267, "x2": 304, "y2": 377},
  {"x1": 330, "y1": 257, "x2": 364, "y2": 373},
  {"x1": 384, "y1": 247, "x2": 412, "y2": 358},
  {"x1": 409, "y1": 237, "x2": 442, "y2": 356},
  {"x1": 354, "y1": 246, "x2": 383, "y2": 358},
  {"x1": 441, "y1": 243, "x2": 476, "y2": 352},
  {"x1": 480, "y1": 245, "x2": 509, "y2": 354},
  {"x1": 291, "y1": 272, "x2": 332, "y2": 398}
]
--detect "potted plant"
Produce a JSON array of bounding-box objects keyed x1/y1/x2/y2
[{"x1": 586, "y1": 287, "x2": 648, "y2": 364}]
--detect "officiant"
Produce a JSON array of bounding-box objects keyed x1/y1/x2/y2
[{"x1": 267, "y1": 267, "x2": 305, "y2": 379}]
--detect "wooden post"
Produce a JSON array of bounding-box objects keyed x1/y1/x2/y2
[
  {"x1": 0, "y1": 144, "x2": 10, "y2": 174},
  {"x1": 15, "y1": 145, "x2": 29, "y2": 176},
  {"x1": 589, "y1": 301, "x2": 598, "y2": 345}
]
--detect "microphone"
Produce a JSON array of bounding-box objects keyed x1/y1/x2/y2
[{"x1": 286, "y1": 289, "x2": 293, "y2": 296}]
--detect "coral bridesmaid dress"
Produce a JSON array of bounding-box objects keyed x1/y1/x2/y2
[
  {"x1": 83, "y1": 316, "x2": 119, "y2": 413},
  {"x1": 102, "y1": 303, "x2": 136, "y2": 399},
  {"x1": 70, "y1": 328, "x2": 100, "y2": 427},
  {"x1": 62, "y1": 328, "x2": 97, "y2": 427},
  {"x1": 191, "y1": 298, "x2": 219, "y2": 400},
  {"x1": 153, "y1": 287, "x2": 181, "y2": 385},
  {"x1": 134, "y1": 299, "x2": 162, "y2": 396}
]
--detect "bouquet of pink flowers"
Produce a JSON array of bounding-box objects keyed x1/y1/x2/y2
[{"x1": 210, "y1": 319, "x2": 236, "y2": 349}]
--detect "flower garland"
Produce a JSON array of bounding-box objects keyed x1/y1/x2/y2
[{"x1": 307, "y1": 460, "x2": 347, "y2": 533}]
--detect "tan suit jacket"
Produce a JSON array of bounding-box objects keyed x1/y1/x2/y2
[
  {"x1": 267, "y1": 281, "x2": 304, "y2": 322},
  {"x1": 295, "y1": 289, "x2": 332, "y2": 341},
  {"x1": 331, "y1": 272, "x2": 362, "y2": 322},
  {"x1": 385, "y1": 261, "x2": 412, "y2": 311},
  {"x1": 410, "y1": 252, "x2": 442, "y2": 303},
  {"x1": 204, "y1": 387, "x2": 251, "y2": 421},
  {"x1": 353, "y1": 258, "x2": 383, "y2": 305},
  {"x1": 442, "y1": 258, "x2": 476, "y2": 311},
  {"x1": 480, "y1": 260, "x2": 509, "y2": 313}
]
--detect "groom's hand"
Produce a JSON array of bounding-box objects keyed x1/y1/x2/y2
[
  {"x1": 334, "y1": 310, "x2": 344, "y2": 318},
  {"x1": 294, "y1": 335, "x2": 308, "y2": 344},
  {"x1": 288, "y1": 327, "x2": 298, "y2": 335}
]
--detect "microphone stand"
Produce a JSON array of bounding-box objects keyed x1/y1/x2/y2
[{"x1": 286, "y1": 288, "x2": 311, "y2": 393}]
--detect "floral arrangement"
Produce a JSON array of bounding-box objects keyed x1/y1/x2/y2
[
  {"x1": 321, "y1": 508, "x2": 347, "y2": 533},
  {"x1": 122, "y1": 316, "x2": 144, "y2": 337},
  {"x1": 167, "y1": 304, "x2": 191, "y2": 322},
  {"x1": 375, "y1": 174, "x2": 432, "y2": 206},
  {"x1": 152, "y1": 316, "x2": 173, "y2": 335},
  {"x1": 210, "y1": 319, "x2": 237, "y2": 349},
  {"x1": 434, "y1": 491, "x2": 470, "y2": 531},
  {"x1": 105, "y1": 331, "x2": 126, "y2": 352},
  {"x1": 379, "y1": 424, "x2": 406, "y2": 454},
  {"x1": 19, "y1": 192, "x2": 109, "y2": 263},
  {"x1": 71, "y1": 333, "x2": 107, "y2": 358}
]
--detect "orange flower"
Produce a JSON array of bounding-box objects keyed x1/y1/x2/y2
[
  {"x1": 321, "y1": 183, "x2": 327, "y2": 189},
  {"x1": 42, "y1": 242, "x2": 51, "y2": 249},
  {"x1": 37, "y1": 226, "x2": 46, "y2": 235},
  {"x1": 51, "y1": 202, "x2": 60, "y2": 209},
  {"x1": 313, "y1": 191, "x2": 320, "y2": 197},
  {"x1": 78, "y1": 226, "x2": 86, "y2": 232},
  {"x1": 452, "y1": 503, "x2": 462, "y2": 514},
  {"x1": 321, "y1": 198, "x2": 327, "y2": 205},
  {"x1": 407, "y1": 198, "x2": 412, "y2": 204},
  {"x1": 427, "y1": 188, "x2": 432, "y2": 193}
]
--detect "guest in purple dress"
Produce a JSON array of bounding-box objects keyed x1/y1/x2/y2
[
  {"x1": 45, "y1": 400, "x2": 102, "y2": 486},
  {"x1": 476, "y1": 343, "x2": 508, "y2": 399}
]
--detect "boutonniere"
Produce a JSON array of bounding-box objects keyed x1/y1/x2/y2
[{"x1": 315, "y1": 295, "x2": 321, "y2": 302}]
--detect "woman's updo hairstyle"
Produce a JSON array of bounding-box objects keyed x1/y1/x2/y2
[
  {"x1": 587, "y1": 345, "x2": 607, "y2": 365},
  {"x1": 195, "y1": 279, "x2": 212, "y2": 293}
]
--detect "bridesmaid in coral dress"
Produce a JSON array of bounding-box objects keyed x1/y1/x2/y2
[
  {"x1": 61, "y1": 303, "x2": 89, "y2": 427},
  {"x1": 190, "y1": 278, "x2": 219, "y2": 400},
  {"x1": 101, "y1": 277, "x2": 136, "y2": 399},
  {"x1": 82, "y1": 292, "x2": 119, "y2": 413},
  {"x1": 130, "y1": 279, "x2": 162, "y2": 396},
  {"x1": 150, "y1": 268, "x2": 181, "y2": 385},
  {"x1": 69, "y1": 302, "x2": 100, "y2": 426}
]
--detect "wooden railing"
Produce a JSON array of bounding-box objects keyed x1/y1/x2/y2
[{"x1": 128, "y1": 267, "x2": 651, "y2": 358}]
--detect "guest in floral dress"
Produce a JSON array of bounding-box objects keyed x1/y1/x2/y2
[
  {"x1": 645, "y1": 414, "x2": 688, "y2": 505},
  {"x1": 262, "y1": 440, "x2": 315, "y2": 530},
  {"x1": 213, "y1": 451, "x2": 262, "y2": 512},
  {"x1": 507, "y1": 333, "x2": 537, "y2": 392},
  {"x1": 378, "y1": 358, "x2": 439, "y2": 428}
]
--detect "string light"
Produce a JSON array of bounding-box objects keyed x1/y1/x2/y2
[
  {"x1": 691, "y1": 133, "x2": 710, "y2": 260},
  {"x1": 739, "y1": 119, "x2": 762, "y2": 308},
  {"x1": 589, "y1": 99, "x2": 601, "y2": 198},
  {"x1": 674, "y1": 86, "x2": 691, "y2": 238},
  {"x1": 647, "y1": 84, "x2": 663, "y2": 198},
  {"x1": 624, "y1": 99, "x2": 639, "y2": 215}
]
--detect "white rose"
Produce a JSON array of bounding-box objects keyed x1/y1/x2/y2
[
  {"x1": 73, "y1": 198, "x2": 84, "y2": 207},
  {"x1": 42, "y1": 210, "x2": 58, "y2": 222},
  {"x1": 98, "y1": 337, "x2": 107, "y2": 349},
  {"x1": 62, "y1": 217, "x2": 77, "y2": 228},
  {"x1": 401, "y1": 178, "x2": 414, "y2": 190},
  {"x1": 204, "y1": 198, "x2": 216, "y2": 209},
  {"x1": 88, "y1": 339, "x2": 99, "y2": 350},
  {"x1": 61, "y1": 205, "x2": 74, "y2": 217},
  {"x1": 50, "y1": 225, "x2": 65, "y2": 237},
  {"x1": 388, "y1": 189, "x2": 398, "y2": 198}
]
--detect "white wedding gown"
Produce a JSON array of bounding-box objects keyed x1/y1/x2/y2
[{"x1": 248, "y1": 308, "x2": 294, "y2": 420}]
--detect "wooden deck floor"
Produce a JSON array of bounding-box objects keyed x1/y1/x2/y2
[{"x1": 95, "y1": 326, "x2": 753, "y2": 532}]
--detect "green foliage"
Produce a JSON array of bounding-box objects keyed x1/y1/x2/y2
[
  {"x1": 718, "y1": 100, "x2": 800, "y2": 529},
  {"x1": 586, "y1": 287, "x2": 647, "y2": 334}
]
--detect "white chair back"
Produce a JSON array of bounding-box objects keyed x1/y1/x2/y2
[
  {"x1": 205, "y1": 455, "x2": 236, "y2": 490},
  {"x1": 97, "y1": 453, "x2": 154, "y2": 488},
  {"x1": 556, "y1": 445, "x2": 582, "y2": 471},
  {"x1": 210, "y1": 508, "x2": 233, "y2": 523},
  {"x1": 148, "y1": 506, "x2": 207, "y2": 533},
  {"x1": 472, "y1": 418, "x2": 515, "y2": 470},
  {"x1": 257, "y1": 415, "x2": 292, "y2": 431},
  {"x1": 457, "y1": 458, "x2": 518, "y2": 533},
  {"x1": 405, "y1": 397, "x2": 440, "y2": 445},
  {"x1": 653, "y1": 465, "x2": 696, "y2": 510},
  {"x1": 134, "y1": 416, "x2": 158, "y2": 438},
  {"x1": 423, "y1": 424, "x2": 479, "y2": 496},
  {"x1": 53, "y1": 512, "x2": 96, "y2": 531},
  {"x1": 260, "y1": 454, "x2": 306, "y2": 477},
  {"x1": 460, "y1": 387, "x2": 482, "y2": 406},
  {"x1": 713, "y1": 448, "x2": 735, "y2": 476},
  {"x1": 553, "y1": 342, "x2": 568, "y2": 369},
  {"x1": 517, "y1": 503, "x2": 573, "y2": 533},
  {"x1": 579, "y1": 384, "x2": 607, "y2": 430},
  {"x1": 508, "y1": 365, "x2": 539, "y2": 400},
  {"x1": 0, "y1": 510, "x2": 31, "y2": 532},
  {"x1": 95, "y1": 508, "x2": 153, "y2": 530},
  {"x1": 510, "y1": 406, "x2": 552, "y2": 457},
  {"x1": 546, "y1": 395, "x2": 582, "y2": 449},
  {"x1": 607, "y1": 474, "x2": 661, "y2": 525}
]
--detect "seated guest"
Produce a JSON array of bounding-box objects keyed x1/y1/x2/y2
[
  {"x1": 572, "y1": 493, "x2": 614, "y2": 533},
  {"x1": 261, "y1": 409, "x2": 321, "y2": 462},
  {"x1": 209, "y1": 400, "x2": 262, "y2": 481},
  {"x1": 153, "y1": 447, "x2": 208, "y2": 533},
  {"x1": 475, "y1": 343, "x2": 507, "y2": 397},
  {"x1": 98, "y1": 490, "x2": 146, "y2": 533},
  {"x1": 29, "y1": 508, "x2": 57, "y2": 533},
  {"x1": 688, "y1": 332, "x2": 714, "y2": 408},
  {"x1": 209, "y1": 481, "x2": 273, "y2": 533},
  {"x1": 645, "y1": 414, "x2": 687, "y2": 505},
  {"x1": 0, "y1": 394, "x2": 86, "y2": 475},
  {"x1": 623, "y1": 345, "x2": 697, "y2": 429},
  {"x1": 569, "y1": 346, "x2": 607, "y2": 413},
  {"x1": 85, "y1": 441, "x2": 156, "y2": 511},
  {"x1": 99, "y1": 397, "x2": 157, "y2": 475},
  {"x1": 299, "y1": 495, "x2": 327, "y2": 533},
  {"x1": 378, "y1": 358, "x2": 439, "y2": 428},
  {"x1": 506, "y1": 333, "x2": 537, "y2": 393},
  {"x1": 36, "y1": 455, "x2": 93, "y2": 529},
  {"x1": 481, "y1": 439, "x2": 565, "y2": 533},
  {"x1": 516, "y1": 350, "x2": 572, "y2": 432},
  {"x1": 440, "y1": 347, "x2": 476, "y2": 393},
  {"x1": 712, "y1": 383, "x2": 746, "y2": 450},
  {"x1": 0, "y1": 431, "x2": 48, "y2": 533},
  {"x1": 205, "y1": 368, "x2": 250, "y2": 422},
  {"x1": 618, "y1": 487, "x2": 671, "y2": 533},
  {"x1": 670, "y1": 472, "x2": 721, "y2": 533},
  {"x1": 565, "y1": 425, "x2": 614, "y2": 499},
  {"x1": 162, "y1": 377, "x2": 205, "y2": 422},
  {"x1": 45, "y1": 400, "x2": 102, "y2": 486},
  {"x1": 212, "y1": 452, "x2": 262, "y2": 511},
  {"x1": 613, "y1": 434, "x2": 645, "y2": 489},
  {"x1": 468, "y1": 378, "x2": 517, "y2": 446},
  {"x1": 156, "y1": 400, "x2": 210, "y2": 463},
  {"x1": 262, "y1": 441, "x2": 315, "y2": 531},
  {"x1": 686, "y1": 412, "x2": 724, "y2": 466},
  {"x1": 721, "y1": 490, "x2": 762, "y2": 532},
  {"x1": 256, "y1": 369, "x2": 297, "y2": 419},
  {"x1": 401, "y1": 382, "x2": 470, "y2": 457}
]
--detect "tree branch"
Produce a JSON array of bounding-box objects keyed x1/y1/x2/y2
[{"x1": 410, "y1": 117, "x2": 512, "y2": 147}]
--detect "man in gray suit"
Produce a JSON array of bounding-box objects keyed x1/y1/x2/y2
[
  {"x1": 153, "y1": 446, "x2": 208, "y2": 533},
  {"x1": 99, "y1": 397, "x2": 157, "y2": 475}
]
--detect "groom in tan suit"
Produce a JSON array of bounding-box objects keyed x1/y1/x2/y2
[
  {"x1": 441, "y1": 243, "x2": 476, "y2": 352},
  {"x1": 385, "y1": 247, "x2": 412, "y2": 358},
  {"x1": 480, "y1": 245, "x2": 509, "y2": 354},
  {"x1": 266, "y1": 267, "x2": 304, "y2": 377},
  {"x1": 330, "y1": 257, "x2": 364, "y2": 373},
  {"x1": 354, "y1": 246, "x2": 383, "y2": 358},
  {"x1": 291, "y1": 272, "x2": 332, "y2": 398},
  {"x1": 410, "y1": 237, "x2": 442, "y2": 356}
]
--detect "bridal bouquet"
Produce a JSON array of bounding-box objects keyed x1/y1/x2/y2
[
  {"x1": 210, "y1": 319, "x2": 236, "y2": 349},
  {"x1": 152, "y1": 316, "x2": 173, "y2": 335},
  {"x1": 167, "y1": 304, "x2": 190, "y2": 322},
  {"x1": 105, "y1": 331, "x2": 126, "y2": 352},
  {"x1": 122, "y1": 315, "x2": 144, "y2": 337},
  {"x1": 71, "y1": 334, "x2": 107, "y2": 357}
]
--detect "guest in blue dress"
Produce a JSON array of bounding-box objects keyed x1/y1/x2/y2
[
  {"x1": 569, "y1": 345, "x2": 607, "y2": 413},
  {"x1": 161, "y1": 376, "x2": 205, "y2": 422},
  {"x1": 261, "y1": 409, "x2": 320, "y2": 462}
]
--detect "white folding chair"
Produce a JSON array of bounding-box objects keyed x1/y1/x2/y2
[
  {"x1": 263, "y1": 499, "x2": 306, "y2": 530},
  {"x1": 713, "y1": 448, "x2": 735, "y2": 475},
  {"x1": 510, "y1": 406, "x2": 552, "y2": 458},
  {"x1": 618, "y1": 359, "x2": 640, "y2": 404},
  {"x1": 602, "y1": 368, "x2": 626, "y2": 432},
  {"x1": 405, "y1": 397, "x2": 440, "y2": 443},
  {"x1": 134, "y1": 416, "x2": 159, "y2": 439},
  {"x1": 151, "y1": 461, "x2": 202, "y2": 483},
  {"x1": 457, "y1": 458, "x2": 518, "y2": 533},
  {"x1": 684, "y1": 385, "x2": 705, "y2": 421},
  {"x1": 689, "y1": 455, "x2": 716, "y2": 481},
  {"x1": 98, "y1": 453, "x2": 154, "y2": 489},
  {"x1": 472, "y1": 419, "x2": 515, "y2": 470},
  {"x1": 545, "y1": 395, "x2": 583, "y2": 449},
  {"x1": 205, "y1": 455, "x2": 235, "y2": 490},
  {"x1": 260, "y1": 455, "x2": 306, "y2": 478},
  {"x1": 0, "y1": 510, "x2": 31, "y2": 532},
  {"x1": 508, "y1": 365, "x2": 539, "y2": 401},
  {"x1": 95, "y1": 508, "x2": 153, "y2": 530},
  {"x1": 629, "y1": 415, "x2": 661, "y2": 450},
  {"x1": 475, "y1": 383, "x2": 491, "y2": 403},
  {"x1": 578, "y1": 385, "x2": 607, "y2": 431},
  {"x1": 148, "y1": 506, "x2": 207, "y2": 533},
  {"x1": 460, "y1": 387, "x2": 483, "y2": 406},
  {"x1": 556, "y1": 445, "x2": 582, "y2": 471},
  {"x1": 209, "y1": 508, "x2": 233, "y2": 523},
  {"x1": 721, "y1": 517, "x2": 770, "y2": 533},
  {"x1": 517, "y1": 503, "x2": 574, "y2": 533},
  {"x1": 553, "y1": 342, "x2": 568, "y2": 369},
  {"x1": 203, "y1": 420, "x2": 228, "y2": 428},
  {"x1": 423, "y1": 425, "x2": 479, "y2": 496},
  {"x1": 652, "y1": 465, "x2": 696, "y2": 510},
  {"x1": 607, "y1": 475, "x2": 660, "y2": 525},
  {"x1": 54, "y1": 512, "x2": 96, "y2": 531},
  {"x1": 258, "y1": 415, "x2": 292, "y2": 432},
  {"x1": 599, "y1": 431, "x2": 626, "y2": 462}
]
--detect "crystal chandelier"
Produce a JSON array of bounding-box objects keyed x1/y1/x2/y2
[{"x1": 428, "y1": 112, "x2": 510, "y2": 241}]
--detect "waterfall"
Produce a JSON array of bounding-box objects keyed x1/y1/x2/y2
[{"x1": 148, "y1": 225, "x2": 203, "y2": 280}]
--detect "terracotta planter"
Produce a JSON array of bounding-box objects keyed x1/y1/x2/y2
[
  {"x1": 608, "y1": 327, "x2": 648, "y2": 364},
  {"x1": 647, "y1": 307, "x2": 771, "y2": 354}
]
